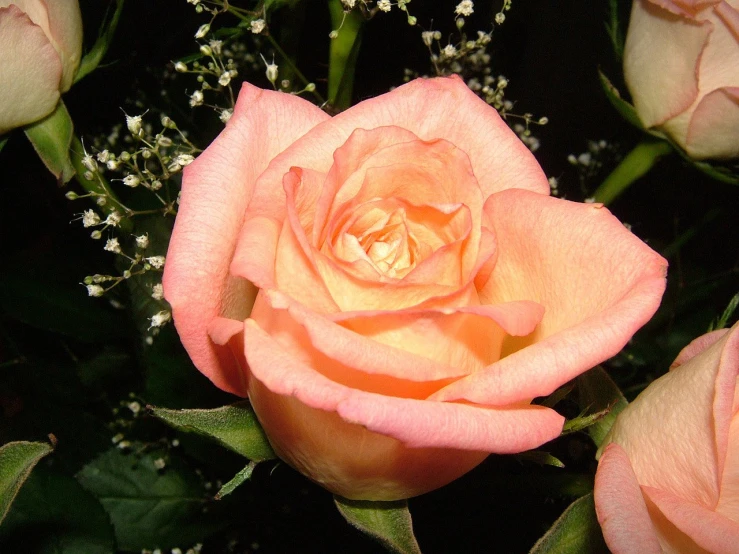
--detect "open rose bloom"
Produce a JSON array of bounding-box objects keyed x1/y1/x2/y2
[
  {"x1": 0, "y1": 0, "x2": 83, "y2": 134},
  {"x1": 595, "y1": 322, "x2": 739, "y2": 553},
  {"x1": 624, "y1": 0, "x2": 739, "y2": 159},
  {"x1": 164, "y1": 76, "x2": 667, "y2": 500}
]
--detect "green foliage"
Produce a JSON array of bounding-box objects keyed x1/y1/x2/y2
[
  {"x1": 151, "y1": 401, "x2": 275, "y2": 462},
  {"x1": 74, "y1": 0, "x2": 126, "y2": 84},
  {"x1": 335, "y1": 497, "x2": 422, "y2": 554},
  {"x1": 576, "y1": 366, "x2": 629, "y2": 448},
  {"x1": 0, "y1": 440, "x2": 53, "y2": 525},
  {"x1": 215, "y1": 462, "x2": 256, "y2": 499},
  {"x1": 516, "y1": 450, "x2": 565, "y2": 468},
  {"x1": 328, "y1": 0, "x2": 365, "y2": 111},
  {"x1": 605, "y1": 0, "x2": 626, "y2": 61},
  {"x1": 0, "y1": 467, "x2": 115, "y2": 553},
  {"x1": 529, "y1": 493, "x2": 609, "y2": 554},
  {"x1": 597, "y1": 70, "x2": 643, "y2": 131},
  {"x1": 76, "y1": 447, "x2": 225, "y2": 552},
  {"x1": 710, "y1": 292, "x2": 739, "y2": 331},
  {"x1": 23, "y1": 101, "x2": 75, "y2": 183}
]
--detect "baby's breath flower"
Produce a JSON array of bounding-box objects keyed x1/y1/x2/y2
[
  {"x1": 342, "y1": 0, "x2": 356, "y2": 8},
  {"x1": 209, "y1": 40, "x2": 222, "y2": 55},
  {"x1": 422, "y1": 31, "x2": 436, "y2": 46},
  {"x1": 149, "y1": 310, "x2": 171, "y2": 329},
  {"x1": 174, "y1": 61, "x2": 188, "y2": 73},
  {"x1": 442, "y1": 44, "x2": 458, "y2": 58},
  {"x1": 495, "y1": 12, "x2": 506, "y2": 24},
  {"x1": 135, "y1": 234, "x2": 150, "y2": 249},
  {"x1": 123, "y1": 174, "x2": 140, "y2": 187},
  {"x1": 377, "y1": 0, "x2": 391, "y2": 12},
  {"x1": 104, "y1": 238, "x2": 122, "y2": 254},
  {"x1": 218, "y1": 71, "x2": 231, "y2": 87},
  {"x1": 190, "y1": 90, "x2": 204, "y2": 107},
  {"x1": 104, "y1": 211, "x2": 123, "y2": 227},
  {"x1": 96, "y1": 150, "x2": 110, "y2": 163},
  {"x1": 82, "y1": 210, "x2": 101, "y2": 228},
  {"x1": 219, "y1": 109, "x2": 233, "y2": 123},
  {"x1": 146, "y1": 256, "x2": 166, "y2": 269},
  {"x1": 86, "y1": 284, "x2": 104, "y2": 297},
  {"x1": 455, "y1": 1, "x2": 474, "y2": 16},
  {"x1": 125, "y1": 114, "x2": 143, "y2": 136},
  {"x1": 82, "y1": 153, "x2": 97, "y2": 172},
  {"x1": 152, "y1": 283, "x2": 164, "y2": 300},
  {"x1": 250, "y1": 19, "x2": 265, "y2": 34},
  {"x1": 175, "y1": 154, "x2": 195, "y2": 166}
]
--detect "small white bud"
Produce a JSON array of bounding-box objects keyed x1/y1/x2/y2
[
  {"x1": 495, "y1": 12, "x2": 506, "y2": 24},
  {"x1": 261, "y1": 54, "x2": 278, "y2": 84},
  {"x1": 149, "y1": 310, "x2": 172, "y2": 329},
  {"x1": 150, "y1": 179, "x2": 163, "y2": 190},
  {"x1": 152, "y1": 283, "x2": 164, "y2": 300},
  {"x1": 199, "y1": 44, "x2": 212, "y2": 56},
  {"x1": 157, "y1": 136, "x2": 173, "y2": 147},
  {"x1": 174, "y1": 61, "x2": 188, "y2": 73},
  {"x1": 194, "y1": 23, "x2": 210, "y2": 39},
  {"x1": 123, "y1": 174, "x2": 140, "y2": 187},
  {"x1": 104, "y1": 238, "x2": 121, "y2": 254},
  {"x1": 82, "y1": 209, "x2": 101, "y2": 228},
  {"x1": 250, "y1": 19, "x2": 265, "y2": 34},
  {"x1": 329, "y1": 30, "x2": 339, "y2": 39},
  {"x1": 82, "y1": 154, "x2": 97, "y2": 172},
  {"x1": 146, "y1": 256, "x2": 166, "y2": 269},
  {"x1": 126, "y1": 114, "x2": 143, "y2": 136},
  {"x1": 218, "y1": 71, "x2": 231, "y2": 87},
  {"x1": 175, "y1": 154, "x2": 194, "y2": 166},
  {"x1": 209, "y1": 40, "x2": 222, "y2": 55},
  {"x1": 83, "y1": 171, "x2": 94, "y2": 181},
  {"x1": 190, "y1": 90, "x2": 204, "y2": 107},
  {"x1": 86, "y1": 284, "x2": 104, "y2": 297},
  {"x1": 135, "y1": 234, "x2": 149, "y2": 249},
  {"x1": 90, "y1": 230, "x2": 102, "y2": 239},
  {"x1": 219, "y1": 109, "x2": 233, "y2": 123},
  {"x1": 65, "y1": 191, "x2": 79, "y2": 200},
  {"x1": 106, "y1": 159, "x2": 120, "y2": 171}
]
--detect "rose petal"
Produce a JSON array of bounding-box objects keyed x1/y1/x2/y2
[
  {"x1": 243, "y1": 317, "x2": 564, "y2": 460},
  {"x1": 606, "y1": 325, "x2": 739, "y2": 510},
  {"x1": 716, "y1": 416, "x2": 739, "y2": 523},
  {"x1": 164, "y1": 84, "x2": 329, "y2": 395},
  {"x1": 684, "y1": 87, "x2": 739, "y2": 159},
  {"x1": 625, "y1": 0, "x2": 710, "y2": 129},
  {"x1": 670, "y1": 328, "x2": 729, "y2": 368},
  {"x1": 0, "y1": 5, "x2": 62, "y2": 134},
  {"x1": 643, "y1": 485, "x2": 739, "y2": 552},
  {"x1": 39, "y1": 0, "x2": 82, "y2": 90},
  {"x1": 431, "y1": 190, "x2": 667, "y2": 405},
  {"x1": 594, "y1": 444, "x2": 662, "y2": 554},
  {"x1": 246, "y1": 76, "x2": 549, "y2": 224}
]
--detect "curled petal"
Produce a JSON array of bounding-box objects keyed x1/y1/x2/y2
[{"x1": 164, "y1": 84, "x2": 329, "y2": 395}]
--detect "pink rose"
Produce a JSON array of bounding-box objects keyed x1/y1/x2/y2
[
  {"x1": 623, "y1": 0, "x2": 739, "y2": 159},
  {"x1": 164, "y1": 76, "x2": 667, "y2": 500},
  {"x1": 595, "y1": 322, "x2": 739, "y2": 553},
  {"x1": 0, "y1": 0, "x2": 83, "y2": 134}
]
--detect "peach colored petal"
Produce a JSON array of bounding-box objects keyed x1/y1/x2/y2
[
  {"x1": 431, "y1": 190, "x2": 667, "y2": 405},
  {"x1": 246, "y1": 76, "x2": 549, "y2": 224},
  {"x1": 332, "y1": 300, "x2": 544, "y2": 377},
  {"x1": 717, "y1": 417, "x2": 739, "y2": 522},
  {"x1": 253, "y1": 289, "x2": 468, "y2": 383},
  {"x1": 625, "y1": 0, "x2": 710, "y2": 128},
  {"x1": 684, "y1": 87, "x2": 739, "y2": 159},
  {"x1": 40, "y1": 0, "x2": 82, "y2": 90},
  {"x1": 0, "y1": 6, "x2": 62, "y2": 134},
  {"x1": 594, "y1": 444, "x2": 662, "y2": 554},
  {"x1": 164, "y1": 84, "x2": 329, "y2": 395},
  {"x1": 242, "y1": 318, "x2": 564, "y2": 499},
  {"x1": 647, "y1": 0, "x2": 722, "y2": 16},
  {"x1": 716, "y1": 1, "x2": 739, "y2": 40},
  {"x1": 644, "y1": 486, "x2": 739, "y2": 552},
  {"x1": 670, "y1": 328, "x2": 729, "y2": 368},
  {"x1": 606, "y1": 325, "x2": 739, "y2": 510}
]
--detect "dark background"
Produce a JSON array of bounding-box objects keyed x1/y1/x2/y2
[{"x1": 1, "y1": 1, "x2": 737, "y2": 552}]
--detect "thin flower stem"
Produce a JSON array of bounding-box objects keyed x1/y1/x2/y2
[
  {"x1": 264, "y1": 34, "x2": 325, "y2": 104},
  {"x1": 592, "y1": 140, "x2": 673, "y2": 205}
]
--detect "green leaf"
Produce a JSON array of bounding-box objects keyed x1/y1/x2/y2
[
  {"x1": 605, "y1": 0, "x2": 625, "y2": 61},
  {"x1": 214, "y1": 462, "x2": 256, "y2": 499},
  {"x1": 327, "y1": 0, "x2": 365, "y2": 111},
  {"x1": 516, "y1": 450, "x2": 565, "y2": 468},
  {"x1": 334, "y1": 497, "x2": 422, "y2": 554},
  {"x1": 0, "y1": 440, "x2": 53, "y2": 525},
  {"x1": 24, "y1": 100, "x2": 75, "y2": 183},
  {"x1": 576, "y1": 366, "x2": 628, "y2": 448},
  {"x1": 150, "y1": 401, "x2": 275, "y2": 462},
  {"x1": 529, "y1": 493, "x2": 608, "y2": 554},
  {"x1": 74, "y1": 0, "x2": 125, "y2": 84},
  {"x1": 0, "y1": 466, "x2": 115, "y2": 554},
  {"x1": 76, "y1": 447, "x2": 224, "y2": 552},
  {"x1": 710, "y1": 292, "x2": 739, "y2": 331},
  {"x1": 598, "y1": 70, "x2": 643, "y2": 130}
]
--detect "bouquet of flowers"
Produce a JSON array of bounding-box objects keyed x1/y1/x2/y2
[{"x1": 1, "y1": 0, "x2": 737, "y2": 552}]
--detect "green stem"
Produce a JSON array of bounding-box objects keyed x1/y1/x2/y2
[
  {"x1": 327, "y1": 1, "x2": 364, "y2": 112},
  {"x1": 592, "y1": 140, "x2": 673, "y2": 205}
]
